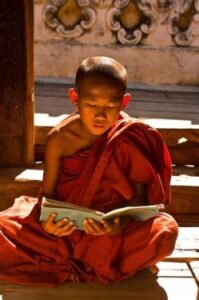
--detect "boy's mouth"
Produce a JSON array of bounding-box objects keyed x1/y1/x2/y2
[{"x1": 93, "y1": 123, "x2": 105, "y2": 128}]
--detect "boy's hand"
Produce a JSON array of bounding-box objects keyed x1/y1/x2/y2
[
  {"x1": 83, "y1": 217, "x2": 125, "y2": 236},
  {"x1": 41, "y1": 213, "x2": 77, "y2": 237}
]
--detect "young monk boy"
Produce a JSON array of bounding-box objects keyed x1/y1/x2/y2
[{"x1": 0, "y1": 56, "x2": 178, "y2": 286}]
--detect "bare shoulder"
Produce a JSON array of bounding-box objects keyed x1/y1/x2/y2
[
  {"x1": 49, "y1": 115, "x2": 81, "y2": 138},
  {"x1": 46, "y1": 115, "x2": 82, "y2": 156}
]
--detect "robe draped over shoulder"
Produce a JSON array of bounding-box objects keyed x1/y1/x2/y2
[{"x1": 0, "y1": 115, "x2": 178, "y2": 286}]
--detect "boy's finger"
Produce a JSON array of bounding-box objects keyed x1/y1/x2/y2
[
  {"x1": 54, "y1": 217, "x2": 70, "y2": 228},
  {"x1": 54, "y1": 223, "x2": 76, "y2": 236},
  {"x1": 54, "y1": 220, "x2": 75, "y2": 233},
  {"x1": 113, "y1": 217, "x2": 120, "y2": 224},
  {"x1": 101, "y1": 220, "x2": 112, "y2": 232},
  {"x1": 84, "y1": 219, "x2": 101, "y2": 234},
  {"x1": 88, "y1": 219, "x2": 103, "y2": 232},
  {"x1": 46, "y1": 213, "x2": 57, "y2": 224},
  {"x1": 83, "y1": 219, "x2": 91, "y2": 234},
  {"x1": 58, "y1": 226, "x2": 77, "y2": 237}
]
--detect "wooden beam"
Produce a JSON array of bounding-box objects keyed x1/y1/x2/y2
[{"x1": 0, "y1": 0, "x2": 34, "y2": 167}]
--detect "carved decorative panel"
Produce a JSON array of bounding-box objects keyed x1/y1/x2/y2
[
  {"x1": 0, "y1": 0, "x2": 34, "y2": 166},
  {"x1": 43, "y1": 0, "x2": 199, "y2": 46}
]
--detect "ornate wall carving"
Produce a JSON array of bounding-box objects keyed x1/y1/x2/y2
[{"x1": 43, "y1": 0, "x2": 199, "y2": 46}]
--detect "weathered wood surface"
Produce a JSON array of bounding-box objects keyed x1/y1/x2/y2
[
  {"x1": 172, "y1": 214, "x2": 199, "y2": 226},
  {"x1": 172, "y1": 166, "x2": 199, "y2": 176},
  {"x1": 166, "y1": 227, "x2": 199, "y2": 262},
  {"x1": 0, "y1": 0, "x2": 34, "y2": 167},
  {"x1": 190, "y1": 261, "x2": 199, "y2": 283},
  {"x1": 166, "y1": 176, "x2": 199, "y2": 215}
]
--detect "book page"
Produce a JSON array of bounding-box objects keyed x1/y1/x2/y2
[{"x1": 103, "y1": 204, "x2": 164, "y2": 221}]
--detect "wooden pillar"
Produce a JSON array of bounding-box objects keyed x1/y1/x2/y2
[{"x1": 0, "y1": 0, "x2": 34, "y2": 167}]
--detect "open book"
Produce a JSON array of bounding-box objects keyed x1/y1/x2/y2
[{"x1": 39, "y1": 197, "x2": 164, "y2": 231}]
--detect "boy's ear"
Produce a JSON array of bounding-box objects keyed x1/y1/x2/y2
[
  {"x1": 121, "y1": 93, "x2": 132, "y2": 109},
  {"x1": 68, "y1": 88, "x2": 78, "y2": 105}
]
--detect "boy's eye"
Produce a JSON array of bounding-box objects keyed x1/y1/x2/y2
[
  {"x1": 107, "y1": 104, "x2": 119, "y2": 109},
  {"x1": 107, "y1": 105, "x2": 117, "y2": 108},
  {"x1": 87, "y1": 103, "x2": 96, "y2": 107}
]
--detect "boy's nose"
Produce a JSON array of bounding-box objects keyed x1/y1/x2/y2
[{"x1": 95, "y1": 107, "x2": 107, "y2": 118}]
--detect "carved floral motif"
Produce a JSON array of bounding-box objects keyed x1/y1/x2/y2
[
  {"x1": 43, "y1": 0, "x2": 199, "y2": 46},
  {"x1": 43, "y1": 0, "x2": 96, "y2": 39},
  {"x1": 168, "y1": 0, "x2": 199, "y2": 46},
  {"x1": 107, "y1": 0, "x2": 155, "y2": 45}
]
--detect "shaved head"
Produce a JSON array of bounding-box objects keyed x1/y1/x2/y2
[{"x1": 75, "y1": 56, "x2": 127, "y2": 95}]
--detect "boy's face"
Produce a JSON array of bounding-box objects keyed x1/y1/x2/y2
[{"x1": 76, "y1": 79, "x2": 125, "y2": 136}]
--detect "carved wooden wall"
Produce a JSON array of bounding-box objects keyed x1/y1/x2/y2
[{"x1": 0, "y1": 0, "x2": 34, "y2": 167}]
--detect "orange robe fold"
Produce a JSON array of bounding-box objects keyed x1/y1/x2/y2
[{"x1": 0, "y1": 116, "x2": 178, "y2": 286}]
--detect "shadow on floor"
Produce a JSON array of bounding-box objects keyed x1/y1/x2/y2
[{"x1": 0, "y1": 270, "x2": 168, "y2": 300}]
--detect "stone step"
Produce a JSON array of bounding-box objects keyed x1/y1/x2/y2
[
  {"x1": 34, "y1": 114, "x2": 199, "y2": 165},
  {"x1": 0, "y1": 165, "x2": 198, "y2": 226}
]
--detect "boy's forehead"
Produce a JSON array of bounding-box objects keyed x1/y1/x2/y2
[
  {"x1": 78, "y1": 82, "x2": 123, "y2": 100},
  {"x1": 78, "y1": 77, "x2": 123, "y2": 94}
]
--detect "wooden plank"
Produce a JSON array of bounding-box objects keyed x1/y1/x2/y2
[
  {"x1": 117, "y1": 101, "x2": 199, "y2": 114},
  {"x1": 172, "y1": 214, "x2": 199, "y2": 226},
  {"x1": 157, "y1": 262, "x2": 193, "y2": 277},
  {"x1": 127, "y1": 110, "x2": 199, "y2": 123},
  {"x1": 35, "y1": 93, "x2": 199, "y2": 106},
  {"x1": 165, "y1": 251, "x2": 199, "y2": 262},
  {"x1": 168, "y1": 142, "x2": 199, "y2": 165},
  {"x1": 172, "y1": 166, "x2": 199, "y2": 176},
  {"x1": 175, "y1": 227, "x2": 199, "y2": 250},
  {"x1": 142, "y1": 118, "x2": 198, "y2": 128},
  {"x1": 168, "y1": 185, "x2": 199, "y2": 215},
  {"x1": 189, "y1": 261, "x2": 199, "y2": 283},
  {"x1": 157, "y1": 277, "x2": 198, "y2": 300},
  {"x1": 35, "y1": 82, "x2": 199, "y2": 103},
  {"x1": 165, "y1": 227, "x2": 199, "y2": 262},
  {"x1": 159, "y1": 129, "x2": 199, "y2": 145}
]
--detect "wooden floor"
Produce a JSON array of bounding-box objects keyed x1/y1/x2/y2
[
  {"x1": 0, "y1": 228, "x2": 198, "y2": 300},
  {"x1": 35, "y1": 78, "x2": 199, "y2": 124}
]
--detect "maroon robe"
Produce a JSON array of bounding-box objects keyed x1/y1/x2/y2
[{"x1": 0, "y1": 115, "x2": 178, "y2": 286}]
